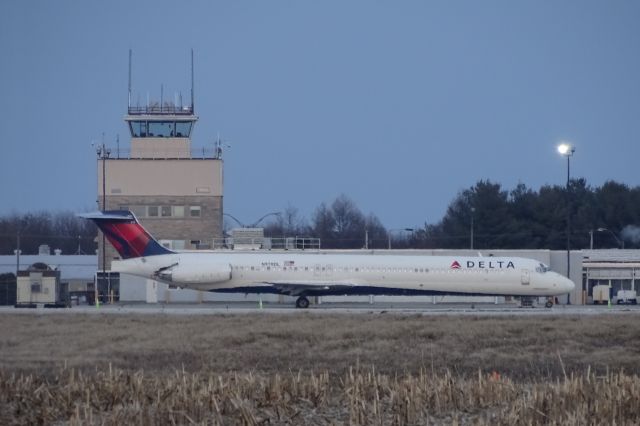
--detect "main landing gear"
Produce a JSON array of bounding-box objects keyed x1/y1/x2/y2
[
  {"x1": 521, "y1": 296, "x2": 554, "y2": 308},
  {"x1": 295, "y1": 296, "x2": 310, "y2": 309}
]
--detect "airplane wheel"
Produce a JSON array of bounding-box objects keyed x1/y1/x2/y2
[
  {"x1": 545, "y1": 300, "x2": 553, "y2": 308},
  {"x1": 295, "y1": 296, "x2": 310, "y2": 309}
]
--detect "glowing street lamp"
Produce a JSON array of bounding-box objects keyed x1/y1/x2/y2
[
  {"x1": 558, "y1": 142, "x2": 575, "y2": 304},
  {"x1": 557, "y1": 143, "x2": 574, "y2": 156}
]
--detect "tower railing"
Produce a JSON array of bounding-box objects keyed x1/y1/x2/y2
[
  {"x1": 107, "y1": 147, "x2": 220, "y2": 160},
  {"x1": 128, "y1": 105, "x2": 194, "y2": 115}
]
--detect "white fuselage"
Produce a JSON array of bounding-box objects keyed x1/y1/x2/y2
[{"x1": 112, "y1": 251, "x2": 575, "y2": 297}]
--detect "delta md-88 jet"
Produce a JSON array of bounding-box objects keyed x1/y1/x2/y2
[{"x1": 81, "y1": 211, "x2": 574, "y2": 308}]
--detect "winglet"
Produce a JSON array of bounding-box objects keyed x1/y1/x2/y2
[{"x1": 79, "y1": 210, "x2": 173, "y2": 259}]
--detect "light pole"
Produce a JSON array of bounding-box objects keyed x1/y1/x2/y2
[
  {"x1": 224, "y1": 212, "x2": 281, "y2": 228},
  {"x1": 470, "y1": 207, "x2": 475, "y2": 250},
  {"x1": 96, "y1": 143, "x2": 111, "y2": 303},
  {"x1": 558, "y1": 142, "x2": 575, "y2": 304},
  {"x1": 251, "y1": 212, "x2": 281, "y2": 228},
  {"x1": 387, "y1": 228, "x2": 414, "y2": 250},
  {"x1": 15, "y1": 228, "x2": 21, "y2": 278},
  {"x1": 597, "y1": 227, "x2": 624, "y2": 249},
  {"x1": 223, "y1": 213, "x2": 246, "y2": 228}
]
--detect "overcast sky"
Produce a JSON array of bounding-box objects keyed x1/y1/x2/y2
[{"x1": 1, "y1": 1, "x2": 639, "y2": 229}]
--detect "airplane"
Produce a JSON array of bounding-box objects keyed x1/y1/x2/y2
[{"x1": 80, "y1": 210, "x2": 575, "y2": 308}]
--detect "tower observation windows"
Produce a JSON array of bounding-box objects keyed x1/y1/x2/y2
[
  {"x1": 128, "y1": 120, "x2": 193, "y2": 138},
  {"x1": 175, "y1": 122, "x2": 192, "y2": 137}
]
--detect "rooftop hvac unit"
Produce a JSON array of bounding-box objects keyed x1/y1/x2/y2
[{"x1": 230, "y1": 228, "x2": 264, "y2": 250}]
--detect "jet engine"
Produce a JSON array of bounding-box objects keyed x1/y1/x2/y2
[{"x1": 156, "y1": 262, "x2": 232, "y2": 285}]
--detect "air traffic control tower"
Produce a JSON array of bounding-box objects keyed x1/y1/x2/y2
[{"x1": 97, "y1": 52, "x2": 223, "y2": 270}]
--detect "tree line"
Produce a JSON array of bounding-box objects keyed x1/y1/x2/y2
[
  {"x1": 0, "y1": 211, "x2": 97, "y2": 256},
  {"x1": 264, "y1": 180, "x2": 640, "y2": 250},
  {"x1": 421, "y1": 179, "x2": 640, "y2": 250},
  {"x1": 1, "y1": 179, "x2": 639, "y2": 255}
]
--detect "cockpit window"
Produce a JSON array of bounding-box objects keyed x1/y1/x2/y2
[{"x1": 536, "y1": 263, "x2": 551, "y2": 273}]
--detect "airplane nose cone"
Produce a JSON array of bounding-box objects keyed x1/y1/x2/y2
[{"x1": 563, "y1": 277, "x2": 575, "y2": 293}]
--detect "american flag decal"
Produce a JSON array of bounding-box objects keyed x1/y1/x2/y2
[{"x1": 284, "y1": 260, "x2": 295, "y2": 267}]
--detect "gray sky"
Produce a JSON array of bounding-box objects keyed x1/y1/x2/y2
[{"x1": 1, "y1": 1, "x2": 639, "y2": 229}]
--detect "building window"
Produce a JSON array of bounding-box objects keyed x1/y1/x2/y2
[
  {"x1": 148, "y1": 121, "x2": 175, "y2": 138},
  {"x1": 125, "y1": 205, "x2": 193, "y2": 218},
  {"x1": 129, "y1": 121, "x2": 147, "y2": 137},
  {"x1": 129, "y1": 120, "x2": 193, "y2": 138},
  {"x1": 175, "y1": 122, "x2": 193, "y2": 137},
  {"x1": 130, "y1": 205, "x2": 146, "y2": 217},
  {"x1": 173, "y1": 206, "x2": 185, "y2": 217}
]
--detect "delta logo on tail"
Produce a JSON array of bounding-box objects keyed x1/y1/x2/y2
[{"x1": 451, "y1": 260, "x2": 516, "y2": 269}]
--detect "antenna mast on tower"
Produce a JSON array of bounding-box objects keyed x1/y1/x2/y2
[
  {"x1": 128, "y1": 49, "x2": 132, "y2": 110},
  {"x1": 191, "y1": 49, "x2": 195, "y2": 113}
]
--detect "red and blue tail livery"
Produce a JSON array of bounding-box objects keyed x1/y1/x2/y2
[{"x1": 79, "y1": 211, "x2": 173, "y2": 259}]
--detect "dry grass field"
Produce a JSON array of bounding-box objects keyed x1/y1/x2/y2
[{"x1": 1, "y1": 312, "x2": 640, "y2": 424}]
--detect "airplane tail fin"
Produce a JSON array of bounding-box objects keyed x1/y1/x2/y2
[{"x1": 79, "y1": 210, "x2": 173, "y2": 259}]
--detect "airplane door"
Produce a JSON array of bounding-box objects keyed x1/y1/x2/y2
[
  {"x1": 314, "y1": 264, "x2": 321, "y2": 277},
  {"x1": 326, "y1": 264, "x2": 333, "y2": 277},
  {"x1": 521, "y1": 269, "x2": 530, "y2": 285}
]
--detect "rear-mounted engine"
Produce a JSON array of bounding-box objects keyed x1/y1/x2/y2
[{"x1": 155, "y1": 262, "x2": 232, "y2": 284}]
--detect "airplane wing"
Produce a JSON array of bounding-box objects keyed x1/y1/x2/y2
[{"x1": 265, "y1": 280, "x2": 362, "y2": 296}]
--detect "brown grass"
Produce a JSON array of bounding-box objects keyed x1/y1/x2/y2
[
  {"x1": 2, "y1": 313, "x2": 640, "y2": 378},
  {"x1": 1, "y1": 312, "x2": 640, "y2": 424},
  {"x1": 2, "y1": 366, "x2": 640, "y2": 425}
]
